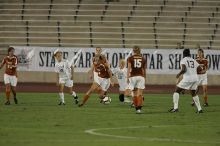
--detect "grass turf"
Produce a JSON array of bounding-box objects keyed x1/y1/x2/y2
[{"x1": 0, "y1": 93, "x2": 219, "y2": 146}]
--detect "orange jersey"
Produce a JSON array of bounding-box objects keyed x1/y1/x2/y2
[
  {"x1": 127, "y1": 55, "x2": 146, "y2": 77},
  {"x1": 2, "y1": 55, "x2": 18, "y2": 76},
  {"x1": 96, "y1": 62, "x2": 110, "y2": 79},
  {"x1": 93, "y1": 54, "x2": 107, "y2": 72},
  {"x1": 196, "y1": 57, "x2": 208, "y2": 74}
]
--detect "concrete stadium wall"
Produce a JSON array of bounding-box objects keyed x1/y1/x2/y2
[{"x1": 0, "y1": 70, "x2": 219, "y2": 85}]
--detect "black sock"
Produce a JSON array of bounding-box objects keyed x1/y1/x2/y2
[{"x1": 119, "y1": 94, "x2": 124, "y2": 102}]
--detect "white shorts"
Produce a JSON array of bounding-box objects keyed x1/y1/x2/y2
[
  {"x1": 4, "y1": 74, "x2": 17, "y2": 86},
  {"x1": 127, "y1": 76, "x2": 145, "y2": 90},
  {"x1": 197, "y1": 74, "x2": 208, "y2": 85},
  {"x1": 177, "y1": 80, "x2": 198, "y2": 90},
  {"x1": 118, "y1": 81, "x2": 128, "y2": 92},
  {"x1": 59, "y1": 78, "x2": 73, "y2": 87},
  {"x1": 97, "y1": 76, "x2": 110, "y2": 91},
  {"x1": 93, "y1": 71, "x2": 100, "y2": 84}
]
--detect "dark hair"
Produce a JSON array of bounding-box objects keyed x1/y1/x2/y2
[
  {"x1": 183, "y1": 48, "x2": 190, "y2": 57},
  {"x1": 8, "y1": 47, "x2": 15, "y2": 54}
]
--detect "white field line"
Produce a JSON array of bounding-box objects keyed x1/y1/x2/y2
[{"x1": 85, "y1": 125, "x2": 220, "y2": 144}]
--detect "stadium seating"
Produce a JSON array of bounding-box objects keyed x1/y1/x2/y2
[{"x1": 0, "y1": 0, "x2": 219, "y2": 49}]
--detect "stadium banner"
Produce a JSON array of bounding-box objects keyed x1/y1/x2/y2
[{"x1": 13, "y1": 46, "x2": 220, "y2": 75}]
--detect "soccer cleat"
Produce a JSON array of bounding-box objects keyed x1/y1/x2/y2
[
  {"x1": 58, "y1": 102, "x2": 65, "y2": 105},
  {"x1": 169, "y1": 108, "x2": 179, "y2": 113},
  {"x1": 203, "y1": 103, "x2": 209, "y2": 107},
  {"x1": 74, "y1": 96, "x2": 79, "y2": 105},
  {"x1": 136, "y1": 109, "x2": 142, "y2": 114},
  {"x1": 78, "y1": 103, "x2": 84, "y2": 107},
  {"x1": 196, "y1": 110, "x2": 203, "y2": 113},
  {"x1": 4, "y1": 101, "x2": 10, "y2": 105},
  {"x1": 14, "y1": 97, "x2": 18, "y2": 104}
]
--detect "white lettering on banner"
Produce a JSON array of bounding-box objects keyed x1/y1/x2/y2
[{"x1": 12, "y1": 46, "x2": 220, "y2": 75}]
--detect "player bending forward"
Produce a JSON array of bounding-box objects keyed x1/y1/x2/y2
[
  {"x1": 54, "y1": 49, "x2": 79, "y2": 105},
  {"x1": 0, "y1": 47, "x2": 18, "y2": 105},
  {"x1": 79, "y1": 54, "x2": 114, "y2": 107},
  {"x1": 169, "y1": 49, "x2": 203, "y2": 113},
  {"x1": 125, "y1": 46, "x2": 146, "y2": 114},
  {"x1": 112, "y1": 59, "x2": 132, "y2": 103}
]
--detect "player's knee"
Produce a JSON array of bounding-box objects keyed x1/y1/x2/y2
[
  {"x1": 6, "y1": 86, "x2": 11, "y2": 92},
  {"x1": 119, "y1": 94, "x2": 124, "y2": 102}
]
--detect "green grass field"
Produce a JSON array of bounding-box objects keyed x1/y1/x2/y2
[{"x1": 0, "y1": 93, "x2": 219, "y2": 146}]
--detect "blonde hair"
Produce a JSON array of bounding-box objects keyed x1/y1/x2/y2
[{"x1": 119, "y1": 59, "x2": 125, "y2": 65}]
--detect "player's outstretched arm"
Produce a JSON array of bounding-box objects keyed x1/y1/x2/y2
[
  {"x1": 88, "y1": 64, "x2": 94, "y2": 79},
  {"x1": 0, "y1": 59, "x2": 6, "y2": 69},
  {"x1": 176, "y1": 64, "x2": 186, "y2": 79}
]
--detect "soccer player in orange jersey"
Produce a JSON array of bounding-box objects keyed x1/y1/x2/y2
[
  {"x1": 79, "y1": 54, "x2": 114, "y2": 107},
  {"x1": 196, "y1": 48, "x2": 209, "y2": 106},
  {"x1": 0, "y1": 47, "x2": 18, "y2": 105},
  {"x1": 125, "y1": 46, "x2": 146, "y2": 114},
  {"x1": 88, "y1": 47, "x2": 108, "y2": 84}
]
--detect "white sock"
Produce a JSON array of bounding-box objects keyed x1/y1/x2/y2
[
  {"x1": 131, "y1": 92, "x2": 134, "y2": 97},
  {"x1": 72, "y1": 91, "x2": 77, "y2": 98},
  {"x1": 193, "y1": 95, "x2": 202, "y2": 111},
  {"x1": 173, "y1": 92, "x2": 179, "y2": 109},
  {"x1": 59, "y1": 92, "x2": 65, "y2": 103}
]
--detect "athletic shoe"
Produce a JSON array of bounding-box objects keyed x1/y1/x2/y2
[
  {"x1": 74, "y1": 96, "x2": 79, "y2": 105},
  {"x1": 58, "y1": 102, "x2": 65, "y2": 105},
  {"x1": 136, "y1": 109, "x2": 142, "y2": 114},
  {"x1": 196, "y1": 110, "x2": 203, "y2": 113},
  {"x1": 203, "y1": 103, "x2": 209, "y2": 107},
  {"x1": 78, "y1": 103, "x2": 84, "y2": 107},
  {"x1": 4, "y1": 101, "x2": 10, "y2": 105},
  {"x1": 14, "y1": 97, "x2": 18, "y2": 104},
  {"x1": 169, "y1": 108, "x2": 179, "y2": 113}
]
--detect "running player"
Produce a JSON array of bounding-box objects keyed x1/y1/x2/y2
[
  {"x1": 54, "y1": 49, "x2": 79, "y2": 105},
  {"x1": 88, "y1": 47, "x2": 107, "y2": 84},
  {"x1": 196, "y1": 48, "x2": 209, "y2": 106},
  {"x1": 79, "y1": 54, "x2": 114, "y2": 107},
  {"x1": 125, "y1": 46, "x2": 146, "y2": 114},
  {"x1": 112, "y1": 59, "x2": 131, "y2": 103},
  {"x1": 0, "y1": 47, "x2": 18, "y2": 105},
  {"x1": 169, "y1": 49, "x2": 203, "y2": 113}
]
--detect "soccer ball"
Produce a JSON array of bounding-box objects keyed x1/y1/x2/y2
[{"x1": 102, "y1": 96, "x2": 111, "y2": 104}]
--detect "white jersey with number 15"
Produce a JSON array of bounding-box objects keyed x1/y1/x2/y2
[{"x1": 180, "y1": 57, "x2": 199, "y2": 82}]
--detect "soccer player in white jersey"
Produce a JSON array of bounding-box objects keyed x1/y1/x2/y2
[
  {"x1": 169, "y1": 49, "x2": 203, "y2": 113},
  {"x1": 54, "y1": 49, "x2": 79, "y2": 105},
  {"x1": 112, "y1": 59, "x2": 131, "y2": 103}
]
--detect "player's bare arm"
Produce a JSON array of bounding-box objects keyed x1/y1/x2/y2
[
  {"x1": 56, "y1": 73, "x2": 59, "y2": 86},
  {"x1": 176, "y1": 64, "x2": 186, "y2": 79},
  {"x1": 71, "y1": 66, "x2": 74, "y2": 80},
  {"x1": 127, "y1": 61, "x2": 131, "y2": 84},
  {"x1": 0, "y1": 60, "x2": 5, "y2": 69},
  {"x1": 88, "y1": 64, "x2": 94, "y2": 79}
]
